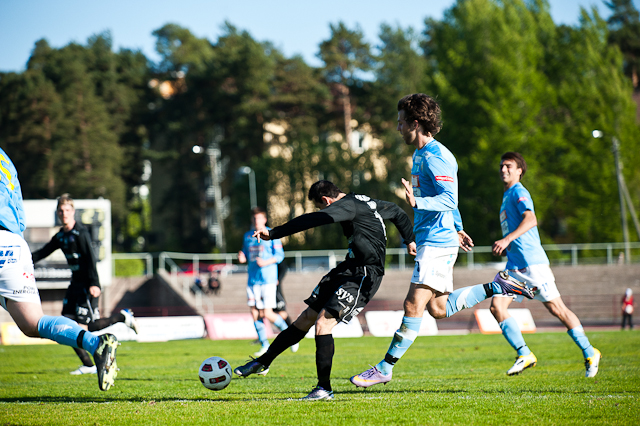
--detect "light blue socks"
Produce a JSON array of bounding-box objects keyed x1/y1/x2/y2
[
  {"x1": 272, "y1": 316, "x2": 288, "y2": 332},
  {"x1": 376, "y1": 316, "x2": 422, "y2": 375},
  {"x1": 254, "y1": 320, "x2": 269, "y2": 347},
  {"x1": 499, "y1": 317, "x2": 531, "y2": 356},
  {"x1": 37, "y1": 315, "x2": 100, "y2": 354},
  {"x1": 568, "y1": 326, "x2": 594, "y2": 358},
  {"x1": 446, "y1": 283, "x2": 496, "y2": 317}
]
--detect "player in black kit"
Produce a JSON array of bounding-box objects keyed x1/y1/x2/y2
[
  {"x1": 234, "y1": 180, "x2": 416, "y2": 401},
  {"x1": 31, "y1": 194, "x2": 138, "y2": 375}
]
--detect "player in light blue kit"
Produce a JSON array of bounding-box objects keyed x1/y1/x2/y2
[
  {"x1": 490, "y1": 152, "x2": 601, "y2": 377},
  {"x1": 238, "y1": 207, "x2": 296, "y2": 357},
  {"x1": 351, "y1": 94, "x2": 534, "y2": 388},
  {"x1": 0, "y1": 147, "x2": 119, "y2": 391}
]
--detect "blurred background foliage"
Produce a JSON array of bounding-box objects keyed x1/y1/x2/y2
[{"x1": 1, "y1": 0, "x2": 639, "y2": 254}]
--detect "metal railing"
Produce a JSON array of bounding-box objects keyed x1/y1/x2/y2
[
  {"x1": 111, "y1": 252, "x2": 154, "y2": 277},
  {"x1": 150, "y1": 242, "x2": 639, "y2": 275}
]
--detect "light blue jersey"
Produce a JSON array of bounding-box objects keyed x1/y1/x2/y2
[
  {"x1": 0, "y1": 148, "x2": 26, "y2": 237},
  {"x1": 411, "y1": 140, "x2": 463, "y2": 247},
  {"x1": 241, "y1": 228, "x2": 284, "y2": 286},
  {"x1": 499, "y1": 182, "x2": 549, "y2": 269}
]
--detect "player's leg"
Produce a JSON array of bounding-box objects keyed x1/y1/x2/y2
[
  {"x1": 301, "y1": 308, "x2": 339, "y2": 400},
  {"x1": 61, "y1": 290, "x2": 97, "y2": 373},
  {"x1": 247, "y1": 285, "x2": 270, "y2": 355},
  {"x1": 543, "y1": 296, "x2": 601, "y2": 377},
  {"x1": 261, "y1": 283, "x2": 289, "y2": 332},
  {"x1": 490, "y1": 296, "x2": 536, "y2": 375},
  {"x1": 88, "y1": 309, "x2": 138, "y2": 334},
  {"x1": 234, "y1": 306, "x2": 316, "y2": 377}
]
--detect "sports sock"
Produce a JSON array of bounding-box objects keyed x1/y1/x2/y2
[
  {"x1": 73, "y1": 347, "x2": 95, "y2": 367},
  {"x1": 376, "y1": 316, "x2": 422, "y2": 375},
  {"x1": 253, "y1": 320, "x2": 269, "y2": 347},
  {"x1": 315, "y1": 334, "x2": 335, "y2": 392},
  {"x1": 87, "y1": 312, "x2": 125, "y2": 332},
  {"x1": 446, "y1": 283, "x2": 495, "y2": 317},
  {"x1": 567, "y1": 326, "x2": 595, "y2": 358},
  {"x1": 37, "y1": 315, "x2": 100, "y2": 354},
  {"x1": 499, "y1": 317, "x2": 531, "y2": 356},
  {"x1": 257, "y1": 325, "x2": 307, "y2": 367},
  {"x1": 272, "y1": 315, "x2": 289, "y2": 332},
  {"x1": 284, "y1": 316, "x2": 293, "y2": 327}
]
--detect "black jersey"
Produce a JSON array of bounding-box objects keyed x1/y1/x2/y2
[
  {"x1": 32, "y1": 222, "x2": 100, "y2": 290},
  {"x1": 269, "y1": 193, "x2": 415, "y2": 276}
]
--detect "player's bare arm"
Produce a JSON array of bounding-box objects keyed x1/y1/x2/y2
[
  {"x1": 406, "y1": 241, "x2": 417, "y2": 256},
  {"x1": 458, "y1": 230, "x2": 474, "y2": 252},
  {"x1": 253, "y1": 228, "x2": 271, "y2": 242},
  {"x1": 401, "y1": 178, "x2": 416, "y2": 208},
  {"x1": 492, "y1": 210, "x2": 537, "y2": 255}
]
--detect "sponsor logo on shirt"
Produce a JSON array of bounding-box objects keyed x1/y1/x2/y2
[
  {"x1": 435, "y1": 176, "x2": 454, "y2": 182},
  {"x1": 517, "y1": 196, "x2": 528, "y2": 203}
]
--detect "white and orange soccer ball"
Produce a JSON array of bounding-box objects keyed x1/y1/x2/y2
[{"x1": 198, "y1": 356, "x2": 232, "y2": 391}]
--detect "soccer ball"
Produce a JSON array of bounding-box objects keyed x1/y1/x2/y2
[{"x1": 198, "y1": 356, "x2": 232, "y2": 391}]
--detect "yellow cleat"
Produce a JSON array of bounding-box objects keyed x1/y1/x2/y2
[{"x1": 585, "y1": 348, "x2": 602, "y2": 378}]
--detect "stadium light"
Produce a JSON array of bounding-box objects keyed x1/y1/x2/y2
[
  {"x1": 192, "y1": 145, "x2": 203, "y2": 154},
  {"x1": 592, "y1": 130, "x2": 640, "y2": 264},
  {"x1": 239, "y1": 166, "x2": 257, "y2": 209}
]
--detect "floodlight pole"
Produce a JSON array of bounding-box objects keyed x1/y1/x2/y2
[
  {"x1": 240, "y1": 166, "x2": 257, "y2": 209},
  {"x1": 611, "y1": 137, "x2": 631, "y2": 264}
]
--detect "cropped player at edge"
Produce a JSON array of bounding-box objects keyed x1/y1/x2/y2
[
  {"x1": 351, "y1": 94, "x2": 535, "y2": 389},
  {"x1": 0, "y1": 147, "x2": 119, "y2": 391},
  {"x1": 234, "y1": 180, "x2": 416, "y2": 401},
  {"x1": 490, "y1": 152, "x2": 601, "y2": 377}
]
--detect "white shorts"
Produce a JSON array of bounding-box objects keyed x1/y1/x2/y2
[
  {"x1": 411, "y1": 245, "x2": 459, "y2": 293},
  {"x1": 246, "y1": 283, "x2": 277, "y2": 310},
  {"x1": 0, "y1": 230, "x2": 41, "y2": 310},
  {"x1": 497, "y1": 264, "x2": 561, "y2": 303}
]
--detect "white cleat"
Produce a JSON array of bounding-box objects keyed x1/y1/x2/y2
[
  {"x1": 585, "y1": 348, "x2": 602, "y2": 378},
  {"x1": 507, "y1": 352, "x2": 537, "y2": 376},
  {"x1": 253, "y1": 345, "x2": 269, "y2": 357},
  {"x1": 291, "y1": 343, "x2": 299, "y2": 353},
  {"x1": 70, "y1": 365, "x2": 97, "y2": 375},
  {"x1": 120, "y1": 309, "x2": 139, "y2": 334}
]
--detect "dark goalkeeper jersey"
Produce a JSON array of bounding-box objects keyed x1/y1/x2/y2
[
  {"x1": 268, "y1": 193, "x2": 415, "y2": 276},
  {"x1": 31, "y1": 222, "x2": 100, "y2": 290}
]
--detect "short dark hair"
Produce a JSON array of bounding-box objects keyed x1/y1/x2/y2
[
  {"x1": 308, "y1": 180, "x2": 343, "y2": 203},
  {"x1": 251, "y1": 206, "x2": 267, "y2": 217},
  {"x1": 501, "y1": 152, "x2": 527, "y2": 178},
  {"x1": 398, "y1": 94, "x2": 442, "y2": 136}
]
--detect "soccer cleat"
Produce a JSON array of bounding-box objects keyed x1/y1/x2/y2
[
  {"x1": 70, "y1": 365, "x2": 97, "y2": 375},
  {"x1": 291, "y1": 343, "x2": 299, "y2": 353},
  {"x1": 585, "y1": 348, "x2": 602, "y2": 378},
  {"x1": 93, "y1": 333, "x2": 119, "y2": 391},
  {"x1": 493, "y1": 271, "x2": 535, "y2": 299},
  {"x1": 234, "y1": 359, "x2": 269, "y2": 377},
  {"x1": 506, "y1": 352, "x2": 537, "y2": 376},
  {"x1": 300, "y1": 386, "x2": 334, "y2": 401},
  {"x1": 120, "y1": 309, "x2": 139, "y2": 334},
  {"x1": 350, "y1": 365, "x2": 392, "y2": 388},
  {"x1": 253, "y1": 345, "x2": 269, "y2": 357}
]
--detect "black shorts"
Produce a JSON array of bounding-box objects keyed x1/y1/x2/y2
[
  {"x1": 304, "y1": 263, "x2": 382, "y2": 324},
  {"x1": 62, "y1": 286, "x2": 100, "y2": 325}
]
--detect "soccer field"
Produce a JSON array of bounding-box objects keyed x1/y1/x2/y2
[{"x1": 1, "y1": 331, "x2": 638, "y2": 425}]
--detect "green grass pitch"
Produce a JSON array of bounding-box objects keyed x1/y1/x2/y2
[{"x1": 1, "y1": 330, "x2": 638, "y2": 425}]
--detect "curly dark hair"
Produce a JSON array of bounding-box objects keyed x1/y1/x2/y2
[
  {"x1": 308, "y1": 180, "x2": 343, "y2": 203},
  {"x1": 501, "y1": 152, "x2": 527, "y2": 178},
  {"x1": 397, "y1": 94, "x2": 442, "y2": 136}
]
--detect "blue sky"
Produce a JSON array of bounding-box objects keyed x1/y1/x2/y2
[{"x1": 1, "y1": 0, "x2": 637, "y2": 72}]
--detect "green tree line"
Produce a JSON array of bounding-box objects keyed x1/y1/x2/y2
[{"x1": 1, "y1": 0, "x2": 638, "y2": 255}]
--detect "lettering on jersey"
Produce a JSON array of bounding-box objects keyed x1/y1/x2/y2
[
  {"x1": 517, "y1": 196, "x2": 528, "y2": 203},
  {"x1": 0, "y1": 153, "x2": 15, "y2": 191},
  {"x1": 354, "y1": 194, "x2": 371, "y2": 202},
  {"x1": 434, "y1": 176, "x2": 454, "y2": 183},
  {"x1": 411, "y1": 175, "x2": 419, "y2": 187},
  {"x1": 0, "y1": 246, "x2": 20, "y2": 269},
  {"x1": 500, "y1": 210, "x2": 509, "y2": 236},
  {"x1": 13, "y1": 285, "x2": 38, "y2": 295}
]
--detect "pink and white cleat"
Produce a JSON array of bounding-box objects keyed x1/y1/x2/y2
[{"x1": 350, "y1": 365, "x2": 392, "y2": 388}]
